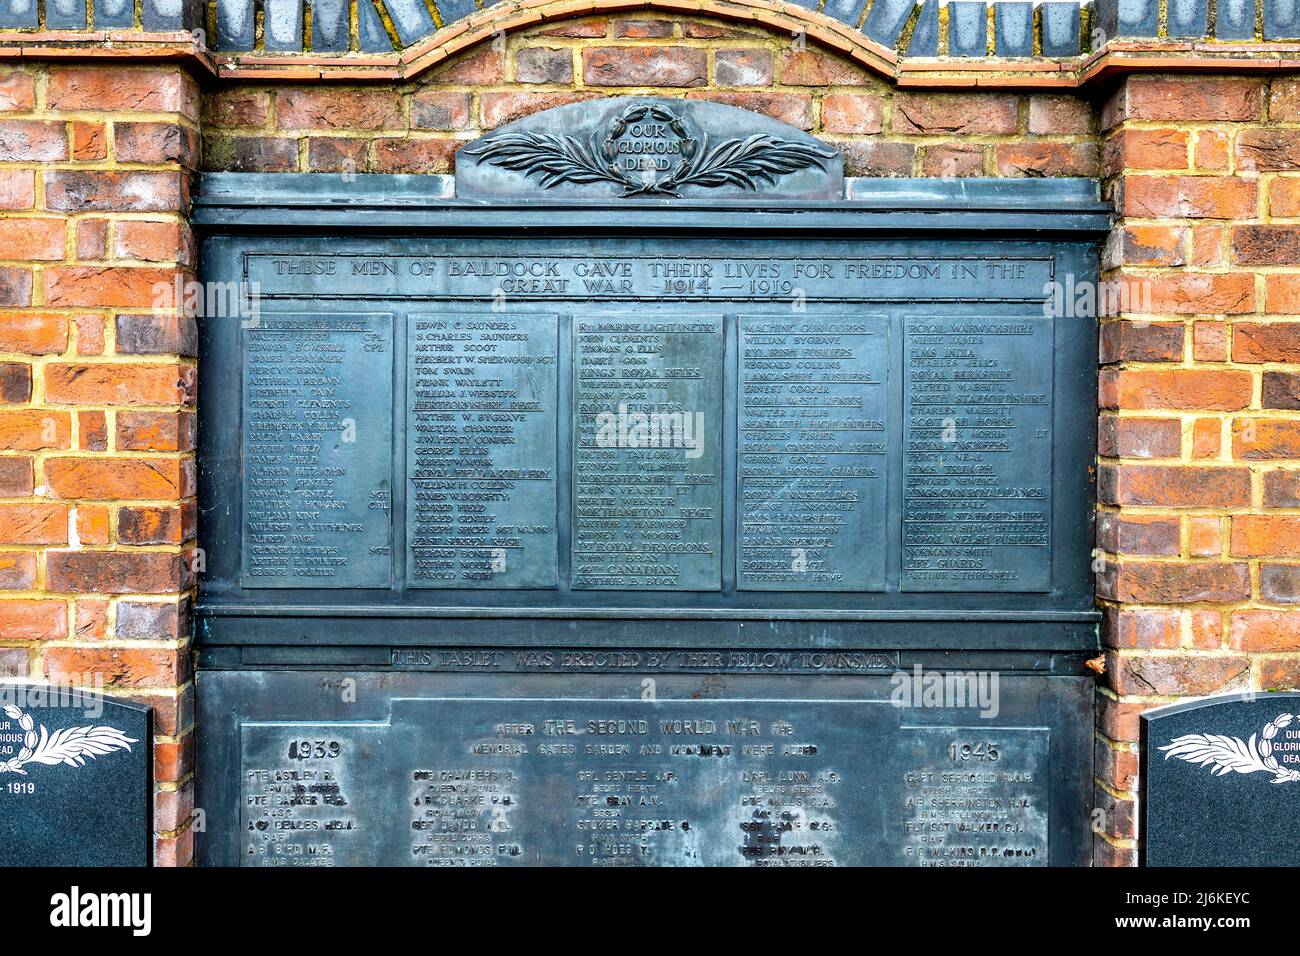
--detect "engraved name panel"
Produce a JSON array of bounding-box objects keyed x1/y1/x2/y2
[
  {"x1": 236, "y1": 698, "x2": 1051, "y2": 867},
  {"x1": 902, "y1": 316, "x2": 1053, "y2": 591},
  {"x1": 737, "y1": 315, "x2": 889, "y2": 591},
  {"x1": 572, "y1": 315, "x2": 723, "y2": 590},
  {"x1": 241, "y1": 313, "x2": 393, "y2": 588},
  {"x1": 897, "y1": 728, "x2": 1049, "y2": 866},
  {"x1": 241, "y1": 720, "x2": 375, "y2": 867},
  {"x1": 406, "y1": 313, "x2": 558, "y2": 588},
  {"x1": 211, "y1": 244, "x2": 1093, "y2": 615}
]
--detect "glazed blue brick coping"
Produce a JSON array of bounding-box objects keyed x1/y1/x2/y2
[
  {"x1": 44, "y1": 0, "x2": 86, "y2": 30},
  {"x1": 1, "y1": 0, "x2": 1298, "y2": 53},
  {"x1": 94, "y1": 0, "x2": 134, "y2": 28},
  {"x1": 0, "y1": 0, "x2": 37, "y2": 28},
  {"x1": 0, "y1": 0, "x2": 200, "y2": 29},
  {"x1": 947, "y1": 1, "x2": 988, "y2": 55},
  {"x1": 995, "y1": 2, "x2": 1034, "y2": 56},
  {"x1": 262, "y1": 0, "x2": 302, "y2": 51},
  {"x1": 906, "y1": 0, "x2": 940, "y2": 54}
]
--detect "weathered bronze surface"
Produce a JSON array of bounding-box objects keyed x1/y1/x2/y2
[
  {"x1": 457, "y1": 99, "x2": 844, "y2": 201},
  {"x1": 196, "y1": 234, "x2": 1098, "y2": 649},
  {"x1": 198, "y1": 669, "x2": 1092, "y2": 867},
  {"x1": 193, "y1": 100, "x2": 1109, "y2": 868},
  {"x1": 407, "y1": 312, "x2": 558, "y2": 589},
  {"x1": 241, "y1": 312, "x2": 394, "y2": 588}
]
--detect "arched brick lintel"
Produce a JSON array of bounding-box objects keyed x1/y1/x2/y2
[
  {"x1": 218, "y1": 0, "x2": 900, "y2": 83},
  {"x1": 5, "y1": 4, "x2": 1297, "y2": 87},
  {"x1": 211, "y1": 0, "x2": 1300, "y2": 90}
]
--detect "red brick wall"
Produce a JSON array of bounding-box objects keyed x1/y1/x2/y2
[
  {"x1": 2, "y1": 13, "x2": 1298, "y2": 868},
  {"x1": 0, "y1": 63, "x2": 198, "y2": 865},
  {"x1": 1095, "y1": 73, "x2": 1300, "y2": 865},
  {"x1": 200, "y1": 15, "x2": 1099, "y2": 179}
]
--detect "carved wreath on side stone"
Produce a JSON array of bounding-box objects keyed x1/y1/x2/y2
[
  {"x1": 461, "y1": 103, "x2": 838, "y2": 197},
  {"x1": 0, "y1": 704, "x2": 137, "y2": 775},
  {"x1": 1160, "y1": 712, "x2": 1300, "y2": 784}
]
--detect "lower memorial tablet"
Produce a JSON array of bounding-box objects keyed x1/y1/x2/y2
[{"x1": 225, "y1": 688, "x2": 1055, "y2": 866}]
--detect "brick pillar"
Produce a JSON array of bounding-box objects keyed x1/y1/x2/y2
[
  {"x1": 1095, "y1": 73, "x2": 1300, "y2": 865},
  {"x1": 0, "y1": 63, "x2": 199, "y2": 865}
]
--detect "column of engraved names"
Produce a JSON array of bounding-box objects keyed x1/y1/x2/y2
[
  {"x1": 241, "y1": 729, "x2": 365, "y2": 867},
  {"x1": 406, "y1": 313, "x2": 558, "y2": 588},
  {"x1": 902, "y1": 317, "x2": 1052, "y2": 591},
  {"x1": 737, "y1": 316, "x2": 888, "y2": 590},
  {"x1": 572, "y1": 317, "x2": 722, "y2": 590},
  {"x1": 897, "y1": 729, "x2": 1049, "y2": 866},
  {"x1": 407, "y1": 703, "x2": 844, "y2": 866},
  {"x1": 410, "y1": 766, "x2": 521, "y2": 865},
  {"x1": 562, "y1": 714, "x2": 842, "y2": 866},
  {"x1": 241, "y1": 314, "x2": 393, "y2": 588}
]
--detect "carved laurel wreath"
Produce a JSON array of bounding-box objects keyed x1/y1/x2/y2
[
  {"x1": 1160, "y1": 712, "x2": 1300, "y2": 784},
  {"x1": 462, "y1": 103, "x2": 838, "y2": 197},
  {"x1": 0, "y1": 704, "x2": 137, "y2": 776}
]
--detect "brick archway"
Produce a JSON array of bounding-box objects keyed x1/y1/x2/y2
[{"x1": 218, "y1": 0, "x2": 898, "y2": 82}]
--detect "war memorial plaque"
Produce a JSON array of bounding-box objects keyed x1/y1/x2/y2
[
  {"x1": 0, "y1": 686, "x2": 151, "y2": 867},
  {"x1": 902, "y1": 315, "x2": 1053, "y2": 592},
  {"x1": 1142, "y1": 692, "x2": 1300, "y2": 867},
  {"x1": 193, "y1": 99, "x2": 1108, "y2": 866},
  {"x1": 199, "y1": 670, "x2": 1085, "y2": 867}
]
